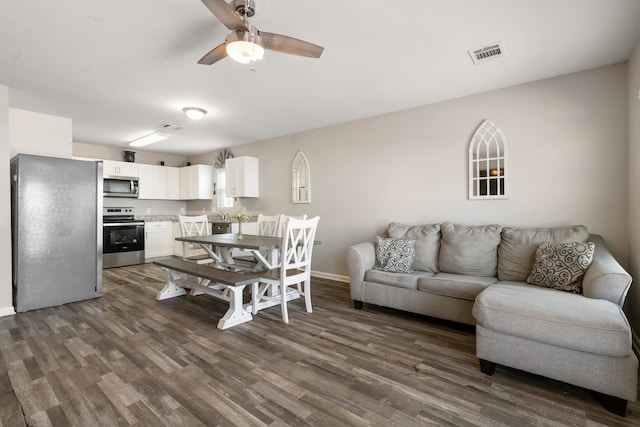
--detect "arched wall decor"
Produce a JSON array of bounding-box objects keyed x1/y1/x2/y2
[
  {"x1": 468, "y1": 119, "x2": 510, "y2": 200},
  {"x1": 292, "y1": 151, "x2": 311, "y2": 204}
]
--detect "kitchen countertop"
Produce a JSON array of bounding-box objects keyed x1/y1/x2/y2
[{"x1": 135, "y1": 214, "x2": 256, "y2": 223}]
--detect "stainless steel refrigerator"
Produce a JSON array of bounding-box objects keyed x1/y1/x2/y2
[{"x1": 11, "y1": 154, "x2": 103, "y2": 312}]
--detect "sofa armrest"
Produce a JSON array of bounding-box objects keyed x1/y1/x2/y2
[
  {"x1": 582, "y1": 234, "x2": 632, "y2": 306},
  {"x1": 346, "y1": 241, "x2": 376, "y2": 302}
]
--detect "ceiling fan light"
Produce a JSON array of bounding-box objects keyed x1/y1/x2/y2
[
  {"x1": 226, "y1": 31, "x2": 265, "y2": 64},
  {"x1": 183, "y1": 107, "x2": 207, "y2": 120}
]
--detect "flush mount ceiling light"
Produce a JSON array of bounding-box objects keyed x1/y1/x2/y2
[
  {"x1": 128, "y1": 132, "x2": 169, "y2": 147},
  {"x1": 183, "y1": 107, "x2": 208, "y2": 120}
]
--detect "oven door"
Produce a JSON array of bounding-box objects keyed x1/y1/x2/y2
[{"x1": 103, "y1": 222, "x2": 145, "y2": 254}]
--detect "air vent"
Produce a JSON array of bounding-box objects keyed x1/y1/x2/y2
[
  {"x1": 159, "y1": 123, "x2": 183, "y2": 132},
  {"x1": 468, "y1": 41, "x2": 506, "y2": 65}
]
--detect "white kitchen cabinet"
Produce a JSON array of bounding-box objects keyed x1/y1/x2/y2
[
  {"x1": 180, "y1": 164, "x2": 213, "y2": 200},
  {"x1": 226, "y1": 156, "x2": 259, "y2": 197},
  {"x1": 144, "y1": 221, "x2": 173, "y2": 260},
  {"x1": 167, "y1": 167, "x2": 181, "y2": 200},
  {"x1": 172, "y1": 222, "x2": 183, "y2": 257},
  {"x1": 138, "y1": 164, "x2": 168, "y2": 199},
  {"x1": 230, "y1": 221, "x2": 258, "y2": 235},
  {"x1": 103, "y1": 160, "x2": 138, "y2": 178},
  {"x1": 230, "y1": 221, "x2": 258, "y2": 258}
]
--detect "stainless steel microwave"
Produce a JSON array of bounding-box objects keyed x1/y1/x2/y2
[{"x1": 103, "y1": 176, "x2": 139, "y2": 198}]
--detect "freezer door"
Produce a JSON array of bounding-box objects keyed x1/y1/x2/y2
[{"x1": 11, "y1": 154, "x2": 103, "y2": 312}]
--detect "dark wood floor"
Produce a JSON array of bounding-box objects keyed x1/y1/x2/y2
[{"x1": 1, "y1": 263, "x2": 639, "y2": 426}]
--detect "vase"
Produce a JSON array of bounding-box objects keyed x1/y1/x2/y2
[{"x1": 238, "y1": 221, "x2": 243, "y2": 239}]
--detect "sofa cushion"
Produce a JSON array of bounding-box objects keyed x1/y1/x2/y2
[
  {"x1": 438, "y1": 223, "x2": 502, "y2": 277},
  {"x1": 418, "y1": 273, "x2": 498, "y2": 301},
  {"x1": 526, "y1": 241, "x2": 595, "y2": 293},
  {"x1": 374, "y1": 236, "x2": 416, "y2": 273},
  {"x1": 473, "y1": 283, "x2": 632, "y2": 357},
  {"x1": 364, "y1": 269, "x2": 434, "y2": 290},
  {"x1": 388, "y1": 223, "x2": 440, "y2": 273},
  {"x1": 498, "y1": 225, "x2": 589, "y2": 281}
]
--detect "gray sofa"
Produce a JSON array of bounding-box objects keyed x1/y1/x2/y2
[{"x1": 346, "y1": 222, "x2": 637, "y2": 415}]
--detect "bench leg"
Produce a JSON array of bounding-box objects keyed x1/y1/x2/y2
[
  {"x1": 354, "y1": 300, "x2": 363, "y2": 309},
  {"x1": 156, "y1": 269, "x2": 187, "y2": 300},
  {"x1": 602, "y1": 394, "x2": 627, "y2": 417},
  {"x1": 479, "y1": 359, "x2": 496, "y2": 376},
  {"x1": 217, "y1": 284, "x2": 253, "y2": 330}
]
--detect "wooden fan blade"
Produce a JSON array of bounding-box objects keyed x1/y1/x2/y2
[
  {"x1": 198, "y1": 43, "x2": 228, "y2": 65},
  {"x1": 259, "y1": 32, "x2": 324, "y2": 58},
  {"x1": 200, "y1": 0, "x2": 247, "y2": 31}
]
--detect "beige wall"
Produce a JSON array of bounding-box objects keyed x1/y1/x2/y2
[
  {"x1": 73, "y1": 142, "x2": 187, "y2": 167},
  {"x1": 189, "y1": 64, "x2": 629, "y2": 281},
  {"x1": 0, "y1": 86, "x2": 13, "y2": 315},
  {"x1": 3, "y1": 62, "x2": 632, "y2": 315},
  {"x1": 73, "y1": 142, "x2": 190, "y2": 215},
  {"x1": 9, "y1": 108, "x2": 72, "y2": 158},
  {"x1": 627, "y1": 41, "x2": 640, "y2": 338}
]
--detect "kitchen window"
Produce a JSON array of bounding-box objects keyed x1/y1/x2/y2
[{"x1": 216, "y1": 169, "x2": 234, "y2": 208}]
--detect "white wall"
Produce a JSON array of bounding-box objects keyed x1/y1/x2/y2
[
  {"x1": 9, "y1": 108, "x2": 72, "y2": 158},
  {"x1": 0, "y1": 86, "x2": 14, "y2": 316},
  {"x1": 190, "y1": 63, "x2": 629, "y2": 280},
  {"x1": 626, "y1": 40, "x2": 640, "y2": 337}
]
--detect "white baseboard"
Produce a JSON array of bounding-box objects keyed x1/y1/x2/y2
[
  {"x1": 311, "y1": 270, "x2": 349, "y2": 283},
  {"x1": 0, "y1": 306, "x2": 16, "y2": 317}
]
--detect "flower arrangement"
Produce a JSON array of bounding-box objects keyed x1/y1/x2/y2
[
  {"x1": 231, "y1": 207, "x2": 251, "y2": 223},
  {"x1": 231, "y1": 207, "x2": 251, "y2": 238}
]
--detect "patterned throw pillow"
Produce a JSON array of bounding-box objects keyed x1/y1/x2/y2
[
  {"x1": 526, "y1": 241, "x2": 595, "y2": 293},
  {"x1": 375, "y1": 236, "x2": 416, "y2": 273}
]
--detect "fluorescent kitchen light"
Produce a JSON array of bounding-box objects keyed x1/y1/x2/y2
[{"x1": 128, "y1": 132, "x2": 169, "y2": 147}]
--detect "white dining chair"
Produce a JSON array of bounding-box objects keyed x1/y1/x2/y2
[
  {"x1": 275, "y1": 214, "x2": 307, "y2": 238},
  {"x1": 178, "y1": 215, "x2": 214, "y2": 264},
  {"x1": 257, "y1": 214, "x2": 283, "y2": 237},
  {"x1": 251, "y1": 216, "x2": 320, "y2": 323}
]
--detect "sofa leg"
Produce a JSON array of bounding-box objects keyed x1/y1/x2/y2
[
  {"x1": 479, "y1": 359, "x2": 496, "y2": 376},
  {"x1": 353, "y1": 300, "x2": 363, "y2": 310},
  {"x1": 602, "y1": 394, "x2": 627, "y2": 416}
]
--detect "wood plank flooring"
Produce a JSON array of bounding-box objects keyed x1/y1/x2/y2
[{"x1": 1, "y1": 262, "x2": 639, "y2": 426}]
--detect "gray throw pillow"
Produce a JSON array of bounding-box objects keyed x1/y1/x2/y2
[
  {"x1": 375, "y1": 236, "x2": 416, "y2": 273},
  {"x1": 438, "y1": 223, "x2": 502, "y2": 277},
  {"x1": 387, "y1": 223, "x2": 440, "y2": 273},
  {"x1": 526, "y1": 241, "x2": 595, "y2": 293},
  {"x1": 498, "y1": 225, "x2": 589, "y2": 281}
]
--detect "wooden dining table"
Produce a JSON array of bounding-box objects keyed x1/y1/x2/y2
[
  {"x1": 175, "y1": 232, "x2": 282, "y2": 270},
  {"x1": 157, "y1": 232, "x2": 320, "y2": 328},
  {"x1": 155, "y1": 233, "x2": 300, "y2": 327}
]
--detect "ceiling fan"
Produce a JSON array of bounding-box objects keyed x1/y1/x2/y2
[{"x1": 198, "y1": 0, "x2": 324, "y2": 65}]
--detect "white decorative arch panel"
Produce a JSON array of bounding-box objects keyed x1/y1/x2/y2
[
  {"x1": 468, "y1": 120, "x2": 509, "y2": 200},
  {"x1": 292, "y1": 151, "x2": 311, "y2": 204}
]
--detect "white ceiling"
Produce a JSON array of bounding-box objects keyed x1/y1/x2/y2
[{"x1": 1, "y1": 0, "x2": 639, "y2": 156}]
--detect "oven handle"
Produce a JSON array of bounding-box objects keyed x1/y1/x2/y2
[{"x1": 103, "y1": 222, "x2": 145, "y2": 227}]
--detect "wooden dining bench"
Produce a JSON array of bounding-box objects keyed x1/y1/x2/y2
[{"x1": 154, "y1": 257, "x2": 261, "y2": 329}]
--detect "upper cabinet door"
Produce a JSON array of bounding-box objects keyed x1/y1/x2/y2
[
  {"x1": 180, "y1": 164, "x2": 213, "y2": 200},
  {"x1": 226, "y1": 156, "x2": 259, "y2": 197},
  {"x1": 167, "y1": 167, "x2": 181, "y2": 200},
  {"x1": 102, "y1": 160, "x2": 138, "y2": 178},
  {"x1": 138, "y1": 164, "x2": 168, "y2": 200}
]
